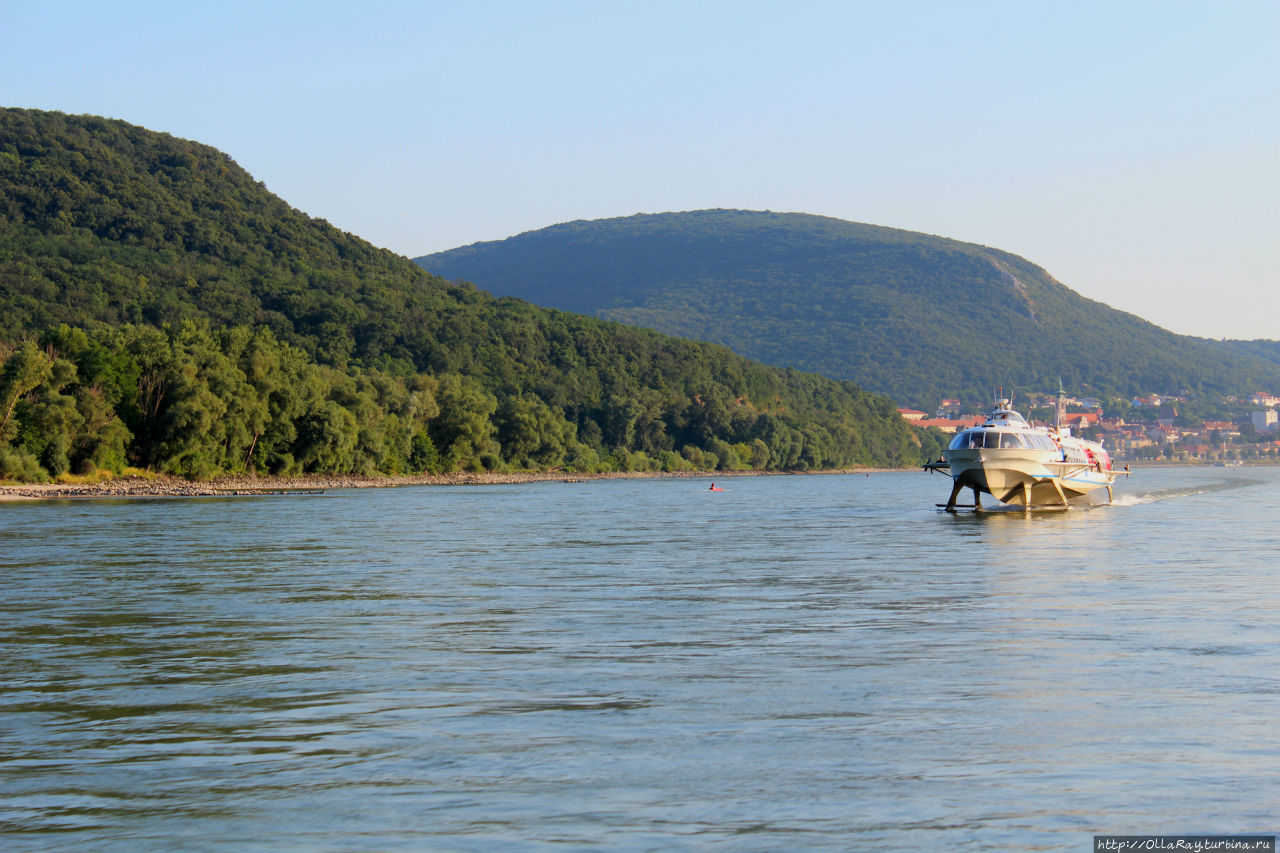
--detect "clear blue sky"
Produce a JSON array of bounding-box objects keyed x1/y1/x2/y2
[{"x1": 5, "y1": 1, "x2": 1277, "y2": 339}]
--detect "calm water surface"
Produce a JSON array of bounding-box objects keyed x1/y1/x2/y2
[{"x1": 2, "y1": 467, "x2": 1279, "y2": 850}]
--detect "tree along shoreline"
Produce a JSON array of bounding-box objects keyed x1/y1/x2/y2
[
  {"x1": 0, "y1": 466, "x2": 907, "y2": 501},
  {"x1": 1, "y1": 321, "x2": 925, "y2": 485}
]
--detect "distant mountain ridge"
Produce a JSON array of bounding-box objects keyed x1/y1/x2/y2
[{"x1": 416, "y1": 210, "x2": 1280, "y2": 409}]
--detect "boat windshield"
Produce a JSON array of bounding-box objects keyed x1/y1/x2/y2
[
  {"x1": 949, "y1": 428, "x2": 1058, "y2": 451},
  {"x1": 950, "y1": 429, "x2": 1002, "y2": 449},
  {"x1": 1001, "y1": 432, "x2": 1028, "y2": 448}
]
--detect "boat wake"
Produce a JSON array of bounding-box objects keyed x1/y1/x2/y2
[
  {"x1": 1109, "y1": 478, "x2": 1263, "y2": 507},
  {"x1": 942, "y1": 477, "x2": 1265, "y2": 515}
]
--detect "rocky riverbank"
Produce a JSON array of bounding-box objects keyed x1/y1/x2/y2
[{"x1": 1, "y1": 468, "x2": 890, "y2": 501}]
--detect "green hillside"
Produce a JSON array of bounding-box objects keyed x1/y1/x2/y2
[
  {"x1": 416, "y1": 210, "x2": 1280, "y2": 410},
  {"x1": 1229, "y1": 339, "x2": 1280, "y2": 369},
  {"x1": 0, "y1": 108, "x2": 920, "y2": 480}
]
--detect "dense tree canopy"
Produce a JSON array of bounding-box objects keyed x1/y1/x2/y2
[
  {"x1": 0, "y1": 109, "x2": 922, "y2": 481},
  {"x1": 0, "y1": 321, "x2": 920, "y2": 481}
]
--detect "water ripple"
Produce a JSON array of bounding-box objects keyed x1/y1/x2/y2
[{"x1": 2, "y1": 467, "x2": 1279, "y2": 850}]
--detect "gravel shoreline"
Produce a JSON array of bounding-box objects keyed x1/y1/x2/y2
[{"x1": 0, "y1": 468, "x2": 899, "y2": 501}]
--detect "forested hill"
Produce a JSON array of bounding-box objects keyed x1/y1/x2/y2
[
  {"x1": 0, "y1": 108, "x2": 920, "y2": 481},
  {"x1": 416, "y1": 210, "x2": 1280, "y2": 410}
]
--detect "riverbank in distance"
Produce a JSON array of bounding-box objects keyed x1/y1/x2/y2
[
  {"x1": 0, "y1": 467, "x2": 907, "y2": 502},
  {"x1": 3, "y1": 459, "x2": 1270, "y2": 502}
]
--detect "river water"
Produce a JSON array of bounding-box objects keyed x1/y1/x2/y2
[{"x1": 2, "y1": 466, "x2": 1278, "y2": 851}]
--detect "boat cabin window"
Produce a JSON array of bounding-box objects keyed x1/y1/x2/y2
[
  {"x1": 949, "y1": 428, "x2": 1049, "y2": 450},
  {"x1": 948, "y1": 429, "x2": 1017, "y2": 449},
  {"x1": 1028, "y1": 434, "x2": 1058, "y2": 451},
  {"x1": 989, "y1": 409, "x2": 1029, "y2": 427}
]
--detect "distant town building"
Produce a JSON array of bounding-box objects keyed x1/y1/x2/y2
[
  {"x1": 914, "y1": 416, "x2": 983, "y2": 434},
  {"x1": 1062, "y1": 412, "x2": 1101, "y2": 428},
  {"x1": 905, "y1": 389, "x2": 1280, "y2": 461},
  {"x1": 1249, "y1": 392, "x2": 1279, "y2": 408},
  {"x1": 936, "y1": 398, "x2": 963, "y2": 417}
]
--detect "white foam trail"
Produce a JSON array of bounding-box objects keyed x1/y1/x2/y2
[
  {"x1": 1109, "y1": 478, "x2": 1258, "y2": 507},
  {"x1": 1110, "y1": 493, "x2": 1159, "y2": 507}
]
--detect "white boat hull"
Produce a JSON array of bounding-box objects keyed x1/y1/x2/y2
[
  {"x1": 933, "y1": 396, "x2": 1124, "y2": 510},
  {"x1": 944, "y1": 448, "x2": 1118, "y2": 506}
]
